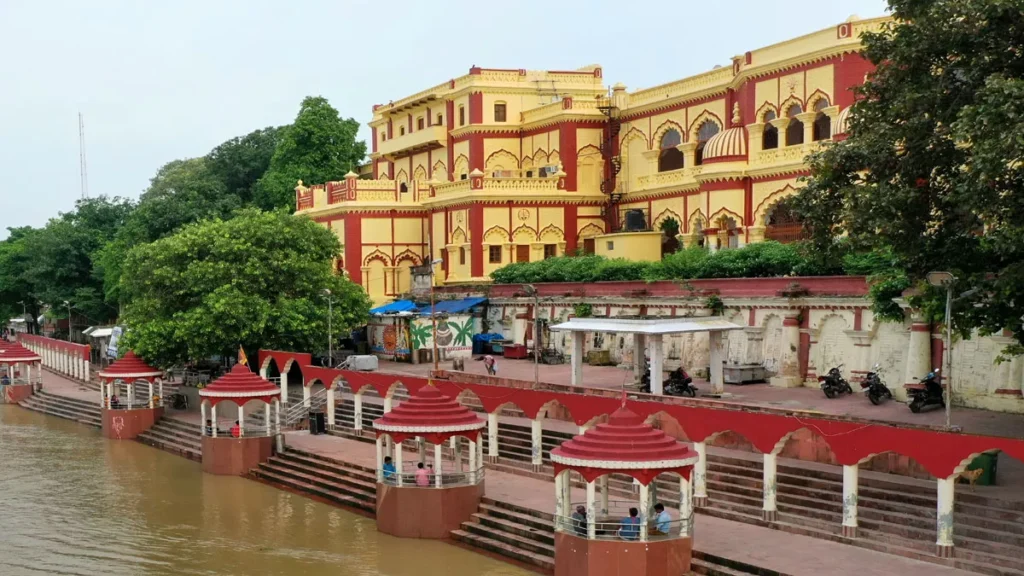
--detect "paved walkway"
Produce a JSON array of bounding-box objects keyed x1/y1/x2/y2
[
  {"x1": 374, "y1": 358, "x2": 1024, "y2": 439},
  {"x1": 284, "y1": 430, "x2": 974, "y2": 576}
]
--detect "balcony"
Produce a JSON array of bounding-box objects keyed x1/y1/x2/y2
[
  {"x1": 378, "y1": 125, "x2": 447, "y2": 159},
  {"x1": 633, "y1": 166, "x2": 702, "y2": 194},
  {"x1": 429, "y1": 172, "x2": 563, "y2": 203}
]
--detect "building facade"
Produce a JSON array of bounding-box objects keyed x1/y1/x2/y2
[{"x1": 295, "y1": 16, "x2": 884, "y2": 304}]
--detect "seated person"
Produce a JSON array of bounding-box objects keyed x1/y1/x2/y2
[
  {"x1": 415, "y1": 462, "x2": 430, "y2": 486},
  {"x1": 230, "y1": 420, "x2": 241, "y2": 438},
  {"x1": 109, "y1": 394, "x2": 120, "y2": 408},
  {"x1": 570, "y1": 505, "x2": 588, "y2": 537},
  {"x1": 382, "y1": 456, "x2": 396, "y2": 481},
  {"x1": 618, "y1": 507, "x2": 641, "y2": 540},
  {"x1": 205, "y1": 419, "x2": 213, "y2": 436},
  {"x1": 649, "y1": 503, "x2": 671, "y2": 535},
  {"x1": 0, "y1": 374, "x2": 10, "y2": 385}
]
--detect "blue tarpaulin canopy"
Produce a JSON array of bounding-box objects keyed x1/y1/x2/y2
[
  {"x1": 369, "y1": 300, "x2": 418, "y2": 315},
  {"x1": 421, "y1": 297, "x2": 487, "y2": 316}
]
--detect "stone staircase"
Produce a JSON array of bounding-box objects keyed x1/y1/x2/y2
[
  {"x1": 19, "y1": 390, "x2": 101, "y2": 428},
  {"x1": 451, "y1": 498, "x2": 555, "y2": 573},
  {"x1": 250, "y1": 447, "x2": 377, "y2": 515},
  {"x1": 136, "y1": 418, "x2": 202, "y2": 461}
]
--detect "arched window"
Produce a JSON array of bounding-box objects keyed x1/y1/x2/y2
[
  {"x1": 657, "y1": 129, "x2": 685, "y2": 172},
  {"x1": 399, "y1": 182, "x2": 408, "y2": 193},
  {"x1": 400, "y1": 126, "x2": 406, "y2": 136},
  {"x1": 762, "y1": 110, "x2": 779, "y2": 150},
  {"x1": 694, "y1": 120, "x2": 720, "y2": 165},
  {"x1": 812, "y1": 99, "x2": 831, "y2": 141},
  {"x1": 494, "y1": 102, "x2": 507, "y2": 122},
  {"x1": 459, "y1": 106, "x2": 466, "y2": 126},
  {"x1": 785, "y1": 104, "x2": 804, "y2": 146}
]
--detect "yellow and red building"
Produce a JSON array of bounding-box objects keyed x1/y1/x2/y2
[{"x1": 295, "y1": 16, "x2": 885, "y2": 305}]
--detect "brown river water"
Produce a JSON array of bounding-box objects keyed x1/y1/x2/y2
[{"x1": 0, "y1": 405, "x2": 530, "y2": 576}]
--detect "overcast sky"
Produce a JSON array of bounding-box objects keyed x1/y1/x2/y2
[{"x1": 0, "y1": 0, "x2": 889, "y2": 238}]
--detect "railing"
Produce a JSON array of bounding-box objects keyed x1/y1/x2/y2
[
  {"x1": 634, "y1": 166, "x2": 702, "y2": 192},
  {"x1": 432, "y1": 176, "x2": 561, "y2": 198},
  {"x1": 380, "y1": 465, "x2": 485, "y2": 487},
  {"x1": 281, "y1": 387, "x2": 328, "y2": 428},
  {"x1": 754, "y1": 142, "x2": 822, "y2": 166},
  {"x1": 377, "y1": 125, "x2": 447, "y2": 157},
  {"x1": 554, "y1": 500, "x2": 693, "y2": 542}
]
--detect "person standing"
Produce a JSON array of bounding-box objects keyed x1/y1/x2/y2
[
  {"x1": 415, "y1": 462, "x2": 430, "y2": 486},
  {"x1": 483, "y1": 355, "x2": 498, "y2": 376}
]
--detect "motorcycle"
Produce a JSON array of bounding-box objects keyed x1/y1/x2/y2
[
  {"x1": 819, "y1": 364, "x2": 853, "y2": 399},
  {"x1": 639, "y1": 365, "x2": 697, "y2": 397},
  {"x1": 905, "y1": 369, "x2": 944, "y2": 413},
  {"x1": 859, "y1": 363, "x2": 892, "y2": 405}
]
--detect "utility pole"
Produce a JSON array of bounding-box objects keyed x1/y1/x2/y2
[
  {"x1": 324, "y1": 289, "x2": 333, "y2": 367},
  {"x1": 78, "y1": 112, "x2": 89, "y2": 199},
  {"x1": 523, "y1": 284, "x2": 540, "y2": 388},
  {"x1": 429, "y1": 258, "x2": 443, "y2": 371}
]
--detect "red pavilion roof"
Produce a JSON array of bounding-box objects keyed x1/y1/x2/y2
[
  {"x1": 0, "y1": 342, "x2": 41, "y2": 363},
  {"x1": 373, "y1": 384, "x2": 485, "y2": 434},
  {"x1": 550, "y1": 405, "x2": 698, "y2": 473},
  {"x1": 198, "y1": 363, "x2": 280, "y2": 402},
  {"x1": 98, "y1": 350, "x2": 162, "y2": 380}
]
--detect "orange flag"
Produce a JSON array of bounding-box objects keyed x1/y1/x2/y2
[{"x1": 238, "y1": 346, "x2": 248, "y2": 366}]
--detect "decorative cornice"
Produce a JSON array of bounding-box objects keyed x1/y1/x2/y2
[
  {"x1": 372, "y1": 421, "x2": 486, "y2": 434},
  {"x1": 550, "y1": 453, "x2": 699, "y2": 470}
]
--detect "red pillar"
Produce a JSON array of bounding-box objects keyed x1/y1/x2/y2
[{"x1": 469, "y1": 204, "x2": 484, "y2": 278}]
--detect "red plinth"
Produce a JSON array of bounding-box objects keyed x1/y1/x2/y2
[
  {"x1": 554, "y1": 532, "x2": 692, "y2": 576},
  {"x1": 376, "y1": 481, "x2": 484, "y2": 539},
  {"x1": 102, "y1": 407, "x2": 164, "y2": 440},
  {"x1": 201, "y1": 435, "x2": 274, "y2": 475},
  {"x1": 2, "y1": 384, "x2": 34, "y2": 404}
]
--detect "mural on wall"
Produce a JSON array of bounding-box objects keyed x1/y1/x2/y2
[
  {"x1": 409, "y1": 315, "x2": 477, "y2": 357},
  {"x1": 369, "y1": 320, "x2": 412, "y2": 360}
]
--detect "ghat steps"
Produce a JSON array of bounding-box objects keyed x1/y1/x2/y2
[
  {"x1": 250, "y1": 448, "x2": 377, "y2": 515},
  {"x1": 19, "y1": 390, "x2": 101, "y2": 428},
  {"x1": 136, "y1": 418, "x2": 202, "y2": 461}
]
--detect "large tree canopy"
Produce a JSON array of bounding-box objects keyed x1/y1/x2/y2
[
  {"x1": 119, "y1": 209, "x2": 370, "y2": 367},
  {"x1": 793, "y1": 0, "x2": 1024, "y2": 348},
  {"x1": 205, "y1": 126, "x2": 282, "y2": 205},
  {"x1": 256, "y1": 96, "x2": 367, "y2": 211}
]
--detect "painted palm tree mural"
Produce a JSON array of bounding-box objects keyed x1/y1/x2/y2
[{"x1": 410, "y1": 316, "x2": 476, "y2": 350}]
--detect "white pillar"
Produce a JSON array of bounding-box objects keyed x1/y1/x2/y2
[
  {"x1": 639, "y1": 483, "x2": 650, "y2": 541},
  {"x1": 375, "y1": 435, "x2": 384, "y2": 482},
  {"x1": 679, "y1": 474, "x2": 692, "y2": 537},
  {"x1": 211, "y1": 404, "x2": 218, "y2": 437},
  {"x1": 599, "y1": 475, "x2": 609, "y2": 515},
  {"x1": 694, "y1": 441, "x2": 708, "y2": 506},
  {"x1": 384, "y1": 397, "x2": 393, "y2": 413},
  {"x1": 763, "y1": 453, "x2": 778, "y2": 521},
  {"x1": 633, "y1": 333, "x2": 645, "y2": 384},
  {"x1": 354, "y1": 393, "x2": 364, "y2": 430},
  {"x1": 274, "y1": 399, "x2": 281, "y2": 437},
  {"x1": 487, "y1": 412, "x2": 499, "y2": 461},
  {"x1": 127, "y1": 383, "x2": 133, "y2": 409},
  {"x1": 434, "y1": 443, "x2": 443, "y2": 488},
  {"x1": 326, "y1": 386, "x2": 336, "y2": 427},
  {"x1": 555, "y1": 471, "x2": 565, "y2": 522},
  {"x1": 99, "y1": 379, "x2": 105, "y2": 406},
  {"x1": 570, "y1": 331, "x2": 584, "y2": 386},
  {"x1": 200, "y1": 402, "x2": 207, "y2": 436},
  {"x1": 265, "y1": 401, "x2": 272, "y2": 436},
  {"x1": 562, "y1": 470, "x2": 573, "y2": 520},
  {"x1": 417, "y1": 436, "x2": 426, "y2": 463},
  {"x1": 77, "y1": 357, "x2": 84, "y2": 380},
  {"x1": 586, "y1": 480, "x2": 597, "y2": 539},
  {"x1": 708, "y1": 330, "x2": 725, "y2": 395},
  {"x1": 158, "y1": 380, "x2": 163, "y2": 407},
  {"x1": 477, "y1": 435, "x2": 483, "y2": 473},
  {"x1": 279, "y1": 371, "x2": 289, "y2": 405},
  {"x1": 148, "y1": 381, "x2": 154, "y2": 409},
  {"x1": 303, "y1": 384, "x2": 311, "y2": 408},
  {"x1": 238, "y1": 405, "x2": 245, "y2": 436},
  {"x1": 936, "y1": 475, "x2": 955, "y2": 556},
  {"x1": 770, "y1": 312, "x2": 803, "y2": 388},
  {"x1": 842, "y1": 464, "x2": 859, "y2": 538},
  {"x1": 395, "y1": 441, "x2": 404, "y2": 486},
  {"x1": 648, "y1": 333, "x2": 664, "y2": 395},
  {"x1": 904, "y1": 314, "x2": 932, "y2": 389},
  {"x1": 83, "y1": 360, "x2": 90, "y2": 383},
  {"x1": 530, "y1": 417, "x2": 544, "y2": 469},
  {"x1": 468, "y1": 439, "x2": 477, "y2": 484}
]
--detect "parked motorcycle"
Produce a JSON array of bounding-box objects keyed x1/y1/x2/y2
[
  {"x1": 859, "y1": 363, "x2": 892, "y2": 405},
  {"x1": 819, "y1": 364, "x2": 853, "y2": 399},
  {"x1": 905, "y1": 369, "x2": 944, "y2": 413},
  {"x1": 639, "y1": 365, "x2": 697, "y2": 397}
]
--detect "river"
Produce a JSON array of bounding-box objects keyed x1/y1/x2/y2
[{"x1": 0, "y1": 405, "x2": 530, "y2": 576}]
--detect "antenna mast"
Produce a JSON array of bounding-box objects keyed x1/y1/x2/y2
[{"x1": 78, "y1": 112, "x2": 89, "y2": 199}]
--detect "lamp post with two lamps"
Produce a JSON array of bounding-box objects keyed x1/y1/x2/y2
[{"x1": 925, "y1": 271, "x2": 955, "y2": 429}]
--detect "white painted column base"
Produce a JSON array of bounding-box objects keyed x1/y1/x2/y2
[
  {"x1": 842, "y1": 464, "x2": 859, "y2": 538},
  {"x1": 936, "y1": 475, "x2": 955, "y2": 557},
  {"x1": 694, "y1": 441, "x2": 709, "y2": 507},
  {"x1": 487, "y1": 412, "x2": 499, "y2": 463},
  {"x1": 763, "y1": 453, "x2": 778, "y2": 522}
]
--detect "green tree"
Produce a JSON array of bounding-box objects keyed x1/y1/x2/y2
[
  {"x1": 0, "y1": 227, "x2": 42, "y2": 329},
  {"x1": 205, "y1": 127, "x2": 282, "y2": 204},
  {"x1": 118, "y1": 208, "x2": 370, "y2": 367},
  {"x1": 792, "y1": 0, "x2": 1024, "y2": 347},
  {"x1": 256, "y1": 96, "x2": 367, "y2": 211}
]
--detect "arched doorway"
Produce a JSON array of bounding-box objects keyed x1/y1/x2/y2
[{"x1": 764, "y1": 198, "x2": 807, "y2": 243}]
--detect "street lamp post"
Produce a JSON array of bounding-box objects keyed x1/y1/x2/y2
[
  {"x1": 926, "y1": 271, "x2": 955, "y2": 429},
  {"x1": 429, "y1": 259, "x2": 444, "y2": 371},
  {"x1": 324, "y1": 289, "x2": 333, "y2": 367},
  {"x1": 63, "y1": 300, "x2": 72, "y2": 339},
  {"x1": 523, "y1": 284, "x2": 540, "y2": 388}
]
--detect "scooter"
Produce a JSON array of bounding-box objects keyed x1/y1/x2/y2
[
  {"x1": 859, "y1": 363, "x2": 892, "y2": 405},
  {"x1": 819, "y1": 364, "x2": 853, "y2": 399},
  {"x1": 905, "y1": 369, "x2": 944, "y2": 413}
]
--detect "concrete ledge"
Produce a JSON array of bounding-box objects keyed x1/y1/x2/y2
[
  {"x1": 554, "y1": 531, "x2": 691, "y2": 576},
  {"x1": 202, "y1": 435, "x2": 274, "y2": 475},
  {"x1": 102, "y1": 406, "x2": 163, "y2": 440},
  {"x1": 376, "y1": 481, "x2": 484, "y2": 539},
  {"x1": 1, "y1": 384, "x2": 35, "y2": 404}
]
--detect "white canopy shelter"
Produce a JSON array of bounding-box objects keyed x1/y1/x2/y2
[{"x1": 550, "y1": 316, "x2": 743, "y2": 395}]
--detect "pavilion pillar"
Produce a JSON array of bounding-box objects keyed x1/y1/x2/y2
[
  {"x1": 148, "y1": 381, "x2": 154, "y2": 408},
  {"x1": 434, "y1": 443, "x2": 443, "y2": 487},
  {"x1": 638, "y1": 482, "x2": 650, "y2": 542},
  {"x1": 354, "y1": 393, "x2": 364, "y2": 430},
  {"x1": 326, "y1": 386, "x2": 336, "y2": 427},
  {"x1": 531, "y1": 417, "x2": 544, "y2": 471},
  {"x1": 599, "y1": 475, "x2": 609, "y2": 515},
  {"x1": 763, "y1": 453, "x2": 778, "y2": 522},
  {"x1": 708, "y1": 330, "x2": 726, "y2": 395},
  {"x1": 211, "y1": 404, "x2": 218, "y2": 437},
  {"x1": 395, "y1": 441, "x2": 404, "y2": 486},
  {"x1": 99, "y1": 379, "x2": 105, "y2": 406},
  {"x1": 770, "y1": 312, "x2": 802, "y2": 387},
  {"x1": 679, "y1": 474, "x2": 693, "y2": 537},
  {"x1": 936, "y1": 475, "x2": 955, "y2": 557},
  {"x1": 554, "y1": 471, "x2": 565, "y2": 520},
  {"x1": 275, "y1": 399, "x2": 282, "y2": 449},
  {"x1": 375, "y1": 435, "x2": 384, "y2": 482},
  {"x1": 647, "y1": 333, "x2": 664, "y2": 395},
  {"x1": 200, "y1": 402, "x2": 207, "y2": 435},
  {"x1": 238, "y1": 405, "x2": 245, "y2": 436},
  {"x1": 265, "y1": 401, "x2": 272, "y2": 435},
  {"x1": 633, "y1": 333, "x2": 645, "y2": 384},
  {"x1": 418, "y1": 436, "x2": 426, "y2": 464},
  {"x1": 487, "y1": 412, "x2": 499, "y2": 462},
  {"x1": 570, "y1": 331, "x2": 585, "y2": 386},
  {"x1": 842, "y1": 464, "x2": 859, "y2": 538},
  {"x1": 303, "y1": 384, "x2": 311, "y2": 408},
  {"x1": 694, "y1": 441, "x2": 708, "y2": 507},
  {"x1": 279, "y1": 371, "x2": 289, "y2": 405},
  {"x1": 586, "y1": 480, "x2": 597, "y2": 539},
  {"x1": 468, "y1": 437, "x2": 477, "y2": 483}
]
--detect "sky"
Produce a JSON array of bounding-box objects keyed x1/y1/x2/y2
[{"x1": 0, "y1": 0, "x2": 889, "y2": 238}]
